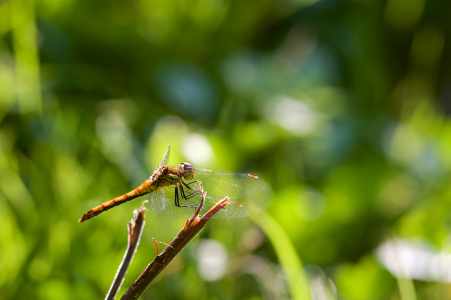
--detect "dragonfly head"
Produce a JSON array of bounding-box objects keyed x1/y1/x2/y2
[{"x1": 179, "y1": 162, "x2": 195, "y2": 180}]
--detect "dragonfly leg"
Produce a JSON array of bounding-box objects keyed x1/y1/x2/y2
[
  {"x1": 180, "y1": 180, "x2": 203, "y2": 200},
  {"x1": 183, "y1": 180, "x2": 201, "y2": 190},
  {"x1": 174, "y1": 185, "x2": 197, "y2": 208},
  {"x1": 181, "y1": 180, "x2": 203, "y2": 198}
]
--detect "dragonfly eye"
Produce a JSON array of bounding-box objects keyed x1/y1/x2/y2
[{"x1": 180, "y1": 162, "x2": 195, "y2": 180}]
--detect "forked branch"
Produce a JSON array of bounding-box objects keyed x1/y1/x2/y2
[{"x1": 120, "y1": 192, "x2": 229, "y2": 300}]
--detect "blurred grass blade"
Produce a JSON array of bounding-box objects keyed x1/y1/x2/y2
[
  {"x1": 12, "y1": 0, "x2": 42, "y2": 114},
  {"x1": 249, "y1": 203, "x2": 310, "y2": 300},
  {"x1": 397, "y1": 277, "x2": 417, "y2": 300}
]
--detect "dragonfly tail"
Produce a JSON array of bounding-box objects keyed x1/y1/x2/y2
[{"x1": 78, "y1": 187, "x2": 149, "y2": 223}]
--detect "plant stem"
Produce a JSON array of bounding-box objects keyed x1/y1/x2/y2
[{"x1": 105, "y1": 203, "x2": 148, "y2": 300}]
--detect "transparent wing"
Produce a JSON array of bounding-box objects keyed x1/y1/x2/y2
[
  {"x1": 194, "y1": 169, "x2": 266, "y2": 200},
  {"x1": 149, "y1": 186, "x2": 249, "y2": 219},
  {"x1": 159, "y1": 145, "x2": 170, "y2": 167}
]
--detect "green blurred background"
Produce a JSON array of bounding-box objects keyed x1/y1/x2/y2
[{"x1": 1, "y1": 0, "x2": 451, "y2": 299}]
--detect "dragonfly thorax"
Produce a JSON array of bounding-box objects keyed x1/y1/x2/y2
[{"x1": 179, "y1": 162, "x2": 195, "y2": 180}]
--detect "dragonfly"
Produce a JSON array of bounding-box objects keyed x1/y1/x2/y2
[{"x1": 78, "y1": 145, "x2": 265, "y2": 222}]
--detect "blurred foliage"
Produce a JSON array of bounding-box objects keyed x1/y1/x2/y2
[{"x1": 1, "y1": 0, "x2": 451, "y2": 299}]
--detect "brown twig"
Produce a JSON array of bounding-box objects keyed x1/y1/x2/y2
[
  {"x1": 120, "y1": 192, "x2": 229, "y2": 300},
  {"x1": 105, "y1": 202, "x2": 148, "y2": 300}
]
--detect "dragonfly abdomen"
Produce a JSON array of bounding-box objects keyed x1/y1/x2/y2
[{"x1": 78, "y1": 180, "x2": 157, "y2": 223}]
